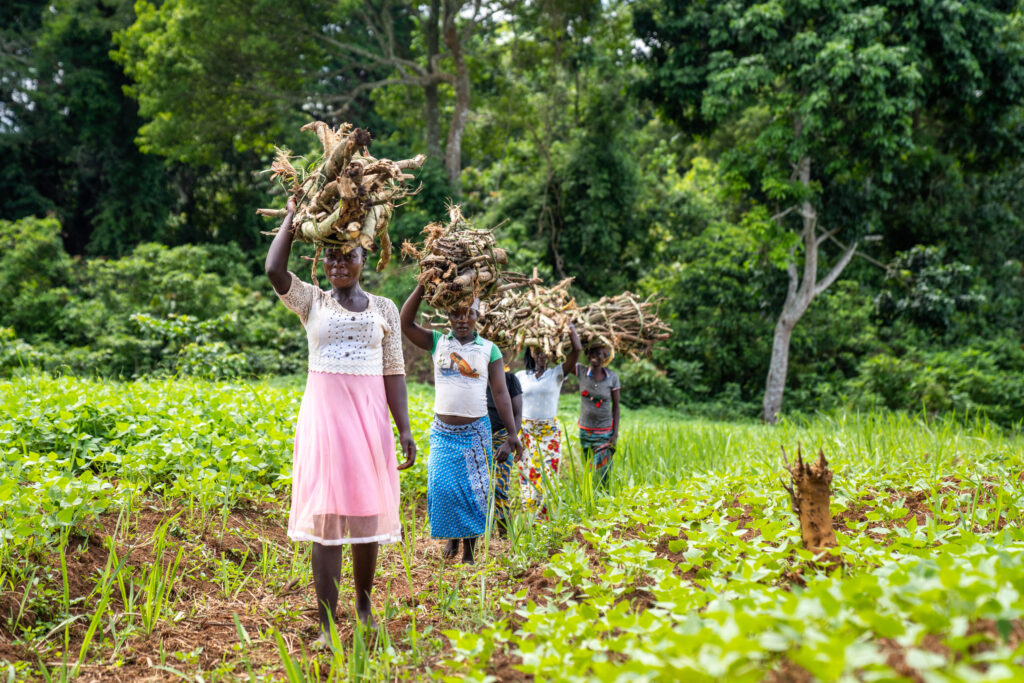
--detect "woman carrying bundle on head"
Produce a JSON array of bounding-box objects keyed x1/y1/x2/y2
[
  {"x1": 400, "y1": 285, "x2": 524, "y2": 564},
  {"x1": 265, "y1": 198, "x2": 417, "y2": 642},
  {"x1": 577, "y1": 343, "x2": 621, "y2": 489},
  {"x1": 515, "y1": 324, "x2": 582, "y2": 518}
]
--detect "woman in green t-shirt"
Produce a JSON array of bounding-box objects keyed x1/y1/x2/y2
[{"x1": 400, "y1": 285, "x2": 523, "y2": 563}]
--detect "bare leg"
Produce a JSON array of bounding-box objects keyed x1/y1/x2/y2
[
  {"x1": 311, "y1": 543, "x2": 343, "y2": 639},
  {"x1": 351, "y1": 542, "x2": 379, "y2": 627},
  {"x1": 461, "y1": 537, "x2": 476, "y2": 564},
  {"x1": 443, "y1": 538, "x2": 459, "y2": 559}
]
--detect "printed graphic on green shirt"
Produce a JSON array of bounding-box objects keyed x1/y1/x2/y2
[{"x1": 431, "y1": 331, "x2": 502, "y2": 418}]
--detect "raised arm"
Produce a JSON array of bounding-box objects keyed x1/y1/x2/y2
[
  {"x1": 561, "y1": 323, "x2": 582, "y2": 377},
  {"x1": 265, "y1": 197, "x2": 296, "y2": 295},
  {"x1": 400, "y1": 284, "x2": 434, "y2": 351},
  {"x1": 489, "y1": 360, "x2": 523, "y2": 462}
]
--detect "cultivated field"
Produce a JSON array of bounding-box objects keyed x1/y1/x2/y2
[{"x1": 1, "y1": 375, "x2": 1022, "y2": 681}]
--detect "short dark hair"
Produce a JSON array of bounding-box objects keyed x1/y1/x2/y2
[{"x1": 523, "y1": 348, "x2": 536, "y2": 373}]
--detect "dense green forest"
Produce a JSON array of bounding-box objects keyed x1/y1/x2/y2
[{"x1": 2, "y1": 0, "x2": 1024, "y2": 425}]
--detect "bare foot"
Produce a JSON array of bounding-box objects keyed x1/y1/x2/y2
[
  {"x1": 311, "y1": 632, "x2": 329, "y2": 649},
  {"x1": 355, "y1": 598, "x2": 378, "y2": 629},
  {"x1": 460, "y1": 537, "x2": 476, "y2": 564},
  {"x1": 355, "y1": 607, "x2": 378, "y2": 629},
  {"x1": 442, "y1": 538, "x2": 459, "y2": 559}
]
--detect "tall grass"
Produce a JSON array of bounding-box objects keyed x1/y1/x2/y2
[{"x1": 4, "y1": 374, "x2": 1023, "y2": 681}]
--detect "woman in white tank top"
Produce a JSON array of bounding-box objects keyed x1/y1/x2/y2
[{"x1": 513, "y1": 324, "x2": 581, "y2": 518}]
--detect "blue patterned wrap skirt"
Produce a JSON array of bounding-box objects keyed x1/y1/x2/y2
[{"x1": 428, "y1": 416, "x2": 492, "y2": 538}]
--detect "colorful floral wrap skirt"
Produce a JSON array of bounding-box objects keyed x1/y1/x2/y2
[
  {"x1": 491, "y1": 427, "x2": 514, "y2": 521},
  {"x1": 427, "y1": 416, "x2": 492, "y2": 539},
  {"x1": 578, "y1": 423, "x2": 614, "y2": 488},
  {"x1": 519, "y1": 417, "x2": 562, "y2": 516}
]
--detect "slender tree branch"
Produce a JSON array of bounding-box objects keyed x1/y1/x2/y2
[
  {"x1": 312, "y1": 29, "x2": 426, "y2": 76},
  {"x1": 382, "y1": 1, "x2": 398, "y2": 62},
  {"x1": 321, "y1": 76, "x2": 443, "y2": 116},
  {"x1": 827, "y1": 234, "x2": 886, "y2": 269},
  {"x1": 461, "y1": 0, "x2": 492, "y2": 42},
  {"x1": 814, "y1": 240, "x2": 858, "y2": 297},
  {"x1": 813, "y1": 226, "x2": 841, "y2": 248},
  {"x1": 359, "y1": 4, "x2": 391, "y2": 60},
  {"x1": 772, "y1": 206, "x2": 797, "y2": 223}
]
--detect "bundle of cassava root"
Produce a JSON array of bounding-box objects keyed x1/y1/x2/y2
[
  {"x1": 576, "y1": 292, "x2": 672, "y2": 360},
  {"x1": 401, "y1": 205, "x2": 537, "y2": 309},
  {"x1": 256, "y1": 121, "x2": 425, "y2": 271},
  {"x1": 478, "y1": 272, "x2": 577, "y2": 358}
]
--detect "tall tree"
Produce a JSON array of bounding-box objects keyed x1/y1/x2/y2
[
  {"x1": 0, "y1": 0, "x2": 174, "y2": 255},
  {"x1": 114, "y1": 0, "x2": 493, "y2": 194},
  {"x1": 471, "y1": 0, "x2": 651, "y2": 293},
  {"x1": 635, "y1": 0, "x2": 1024, "y2": 422}
]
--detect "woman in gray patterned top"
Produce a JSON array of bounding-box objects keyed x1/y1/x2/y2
[{"x1": 576, "y1": 344, "x2": 621, "y2": 488}]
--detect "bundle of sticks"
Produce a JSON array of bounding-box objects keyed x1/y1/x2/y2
[
  {"x1": 257, "y1": 121, "x2": 425, "y2": 271},
  {"x1": 402, "y1": 205, "x2": 537, "y2": 310},
  {"x1": 575, "y1": 292, "x2": 672, "y2": 360},
  {"x1": 478, "y1": 273, "x2": 577, "y2": 358}
]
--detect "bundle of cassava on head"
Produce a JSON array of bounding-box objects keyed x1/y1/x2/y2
[
  {"x1": 401, "y1": 204, "x2": 538, "y2": 310},
  {"x1": 575, "y1": 292, "x2": 672, "y2": 361},
  {"x1": 257, "y1": 121, "x2": 426, "y2": 272},
  {"x1": 478, "y1": 271, "x2": 578, "y2": 358}
]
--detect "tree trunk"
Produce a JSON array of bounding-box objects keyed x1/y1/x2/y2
[
  {"x1": 761, "y1": 154, "x2": 859, "y2": 423},
  {"x1": 442, "y1": 1, "x2": 471, "y2": 196},
  {"x1": 763, "y1": 315, "x2": 796, "y2": 424},
  {"x1": 424, "y1": 0, "x2": 441, "y2": 161}
]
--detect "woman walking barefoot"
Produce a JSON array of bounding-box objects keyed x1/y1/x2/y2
[
  {"x1": 266, "y1": 198, "x2": 416, "y2": 641},
  {"x1": 514, "y1": 324, "x2": 581, "y2": 518},
  {"x1": 400, "y1": 284, "x2": 523, "y2": 563},
  {"x1": 577, "y1": 344, "x2": 620, "y2": 489}
]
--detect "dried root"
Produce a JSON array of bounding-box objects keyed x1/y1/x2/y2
[
  {"x1": 257, "y1": 122, "x2": 425, "y2": 271},
  {"x1": 575, "y1": 292, "x2": 672, "y2": 360},
  {"x1": 781, "y1": 444, "x2": 839, "y2": 559},
  {"x1": 402, "y1": 204, "x2": 537, "y2": 310},
  {"x1": 478, "y1": 271, "x2": 577, "y2": 357}
]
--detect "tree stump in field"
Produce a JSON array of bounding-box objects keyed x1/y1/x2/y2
[{"x1": 782, "y1": 445, "x2": 838, "y2": 557}]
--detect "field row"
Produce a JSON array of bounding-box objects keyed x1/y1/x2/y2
[{"x1": 1, "y1": 375, "x2": 1022, "y2": 680}]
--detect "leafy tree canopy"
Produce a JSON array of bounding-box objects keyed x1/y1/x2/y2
[{"x1": 635, "y1": 0, "x2": 1024, "y2": 232}]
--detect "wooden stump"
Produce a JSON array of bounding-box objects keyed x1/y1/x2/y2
[{"x1": 782, "y1": 445, "x2": 838, "y2": 557}]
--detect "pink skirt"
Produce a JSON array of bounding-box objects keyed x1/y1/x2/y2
[{"x1": 287, "y1": 372, "x2": 401, "y2": 545}]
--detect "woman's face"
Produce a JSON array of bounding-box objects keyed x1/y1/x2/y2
[
  {"x1": 323, "y1": 247, "x2": 365, "y2": 289},
  {"x1": 587, "y1": 346, "x2": 610, "y2": 367},
  {"x1": 448, "y1": 305, "x2": 479, "y2": 340},
  {"x1": 533, "y1": 350, "x2": 548, "y2": 373}
]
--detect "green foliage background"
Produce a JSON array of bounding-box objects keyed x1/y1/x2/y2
[{"x1": 2, "y1": 0, "x2": 1024, "y2": 425}]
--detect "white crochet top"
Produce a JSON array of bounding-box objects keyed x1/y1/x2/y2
[{"x1": 276, "y1": 272, "x2": 405, "y2": 376}]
